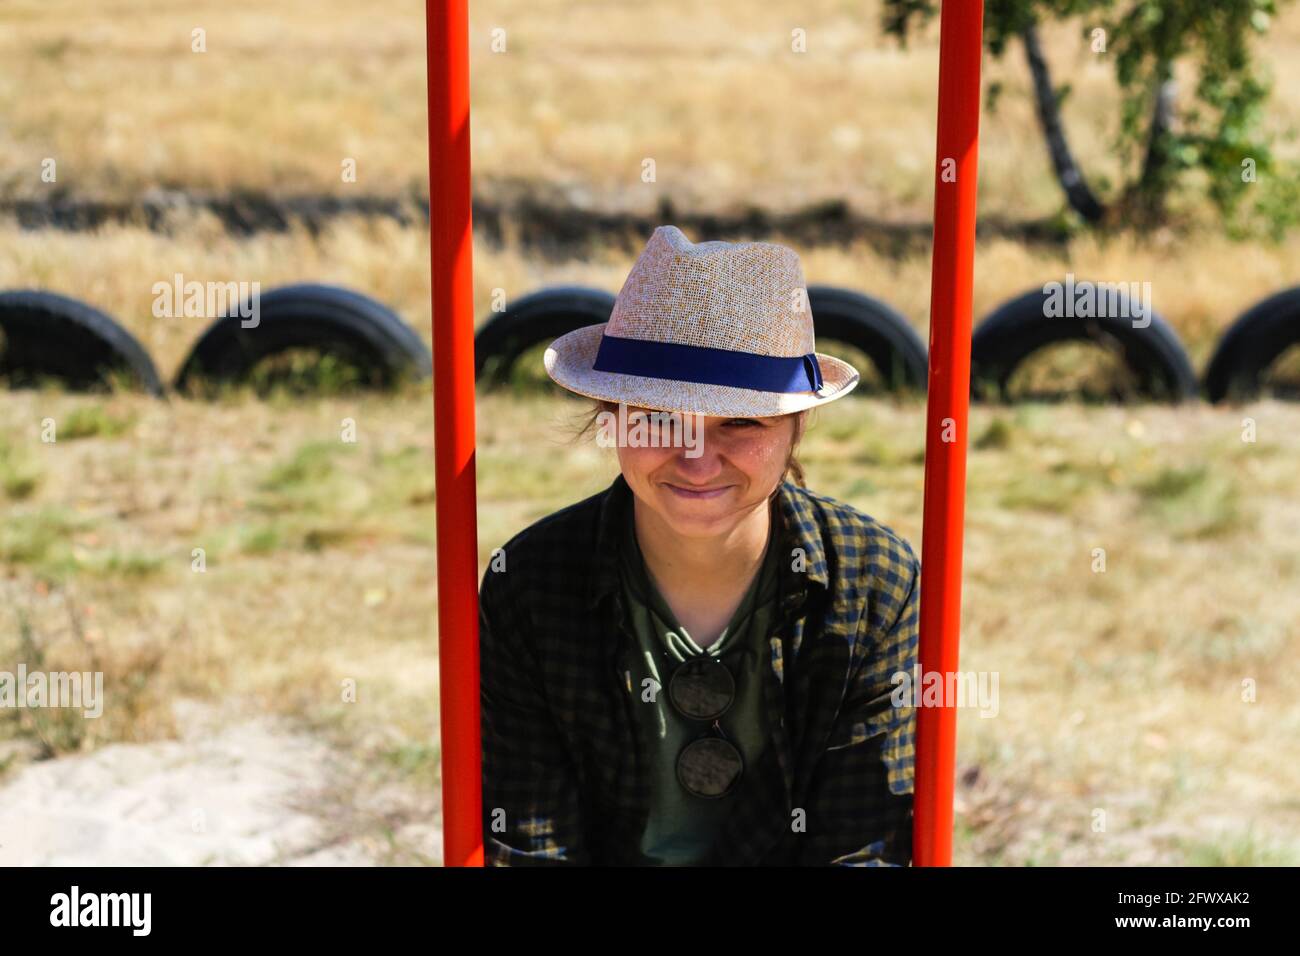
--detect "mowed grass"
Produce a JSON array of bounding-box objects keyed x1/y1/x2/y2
[
  {"x1": 0, "y1": 387, "x2": 442, "y2": 788},
  {"x1": 4, "y1": 386, "x2": 1298, "y2": 865}
]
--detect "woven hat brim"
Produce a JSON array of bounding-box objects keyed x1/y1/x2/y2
[{"x1": 543, "y1": 323, "x2": 861, "y2": 417}]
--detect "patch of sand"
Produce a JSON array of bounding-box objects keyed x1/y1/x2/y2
[{"x1": 0, "y1": 701, "x2": 441, "y2": 866}]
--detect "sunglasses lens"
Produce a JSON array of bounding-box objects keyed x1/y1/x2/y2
[
  {"x1": 669, "y1": 657, "x2": 734, "y2": 721},
  {"x1": 676, "y1": 737, "x2": 743, "y2": 799}
]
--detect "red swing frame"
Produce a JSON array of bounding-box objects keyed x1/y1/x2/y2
[{"x1": 426, "y1": 0, "x2": 985, "y2": 868}]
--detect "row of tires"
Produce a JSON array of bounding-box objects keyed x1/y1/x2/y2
[
  {"x1": 475, "y1": 284, "x2": 1300, "y2": 404},
  {"x1": 0, "y1": 285, "x2": 433, "y2": 396},
  {"x1": 2, "y1": 281, "x2": 1297, "y2": 402}
]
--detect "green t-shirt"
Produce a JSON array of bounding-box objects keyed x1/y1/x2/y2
[{"x1": 617, "y1": 498, "x2": 782, "y2": 866}]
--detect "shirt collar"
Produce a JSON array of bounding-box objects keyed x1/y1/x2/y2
[{"x1": 587, "y1": 472, "x2": 829, "y2": 615}]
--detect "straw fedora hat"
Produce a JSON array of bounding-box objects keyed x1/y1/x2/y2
[{"x1": 543, "y1": 225, "x2": 860, "y2": 418}]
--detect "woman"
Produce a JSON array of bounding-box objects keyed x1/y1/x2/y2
[{"x1": 478, "y1": 224, "x2": 920, "y2": 866}]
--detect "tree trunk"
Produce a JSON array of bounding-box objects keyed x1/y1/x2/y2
[
  {"x1": 1020, "y1": 23, "x2": 1107, "y2": 222},
  {"x1": 1127, "y1": 63, "x2": 1177, "y2": 225}
]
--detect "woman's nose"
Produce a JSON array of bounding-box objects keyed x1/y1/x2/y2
[{"x1": 672, "y1": 443, "x2": 724, "y2": 479}]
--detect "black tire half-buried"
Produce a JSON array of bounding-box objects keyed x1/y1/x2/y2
[
  {"x1": 1204, "y1": 286, "x2": 1300, "y2": 402},
  {"x1": 970, "y1": 285, "x2": 1197, "y2": 402},
  {"x1": 474, "y1": 285, "x2": 617, "y2": 388},
  {"x1": 0, "y1": 289, "x2": 163, "y2": 395},
  {"x1": 806, "y1": 285, "x2": 928, "y2": 394},
  {"x1": 174, "y1": 283, "x2": 431, "y2": 391}
]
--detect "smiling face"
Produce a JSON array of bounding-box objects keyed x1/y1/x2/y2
[{"x1": 612, "y1": 402, "x2": 806, "y2": 539}]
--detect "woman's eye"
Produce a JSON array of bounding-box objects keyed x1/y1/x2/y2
[{"x1": 726, "y1": 418, "x2": 760, "y2": 427}]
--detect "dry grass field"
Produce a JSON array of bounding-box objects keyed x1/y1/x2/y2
[{"x1": 1, "y1": 0, "x2": 1297, "y2": 865}]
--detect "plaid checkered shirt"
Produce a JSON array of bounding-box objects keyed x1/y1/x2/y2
[{"x1": 478, "y1": 471, "x2": 920, "y2": 865}]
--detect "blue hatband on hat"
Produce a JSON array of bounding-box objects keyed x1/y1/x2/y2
[{"x1": 591, "y1": 333, "x2": 824, "y2": 394}]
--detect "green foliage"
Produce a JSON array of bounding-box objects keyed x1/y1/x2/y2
[
  {"x1": 1179, "y1": 824, "x2": 1300, "y2": 865},
  {"x1": 0, "y1": 437, "x2": 41, "y2": 500},
  {"x1": 58, "y1": 405, "x2": 136, "y2": 440},
  {"x1": 974, "y1": 416, "x2": 1014, "y2": 450},
  {"x1": 883, "y1": 0, "x2": 1298, "y2": 236},
  {"x1": 247, "y1": 349, "x2": 368, "y2": 397},
  {"x1": 1134, "y1": 463, "x2": 1248, "y2": 538},
  {"x1": 0, "y1": 508, "x2": 82, "y2": 572}
]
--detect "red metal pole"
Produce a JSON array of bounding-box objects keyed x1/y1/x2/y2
[
  {"x1": 914, "y1": 0, "x2": 984, "y2": 867},
  {"x1": 427, "y1": 0, "x2": 483, "y2": 867}
]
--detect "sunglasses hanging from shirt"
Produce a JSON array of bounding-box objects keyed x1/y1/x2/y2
[{"x1": 668, "y1": 656, "x2": 744, "y2": 799}]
